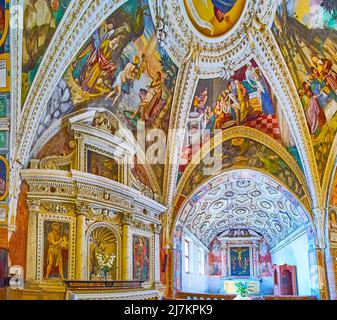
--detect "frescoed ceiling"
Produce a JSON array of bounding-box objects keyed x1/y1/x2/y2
[
  {"x1": 178, "y1": 170, "x2": 310, "y2": 248},
  {"x1": 272, "y1": 0, "x2": 337, "y2": 183},
  {"x1": 10, "y1": 0, "x2": 337, "y2": 241},
  {"x1": 22, "y1": 0, "x2": 71, "y2": 104}
]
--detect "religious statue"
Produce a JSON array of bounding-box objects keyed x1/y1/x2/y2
[{"x1": 45, "y1": 222, "x2": 68, "y2": 280}]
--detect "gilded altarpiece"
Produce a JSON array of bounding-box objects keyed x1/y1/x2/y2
[{"x1": 23, "y1": 112, "x2": 165, "y2": 293}]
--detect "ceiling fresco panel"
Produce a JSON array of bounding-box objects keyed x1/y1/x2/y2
[
  {"x1": 177, "y1": 59, "x2": 304, "y2": 182},
  {"x1": 272, "y1": 0, "x2": 337, "y2": 182},
  {"x1": 32, "y1": 0, "x2": 179, "y2": 192},
  {"x1": 22, "y1": 0, "x2": 72, "y2": 104},
  {"x1": 181, "y1": 137, "x2": 306, "y2": 201}
]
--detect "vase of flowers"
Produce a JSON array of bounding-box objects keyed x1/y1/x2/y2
[{"x1": 96, "y1": 251, "x2": 116, "y2": 281}]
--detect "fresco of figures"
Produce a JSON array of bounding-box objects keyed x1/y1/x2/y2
[
  {"x1": 208, "y1": 238, "x2": 222, "y2": 276},
  {"x1": 259, "y1": 241, "x2": 272, "y2": 277},
  {"x1": 181, "y1": 137, "x2": 305, "y2": 200},
  {"x1": 37, "y1": 0, "x2": 178, "y2": 191},
  {"x1": 178, "y1": 60, "x2": 303, "y2": 179},
  {"x1": 67, "y1": 0, "x2": 177, "y2": 135},
  {"x1": 273, "y1": 0, "x2": 337, "y2": 180},
  {"x1": 22, "y1": 0, "x2": 71, "y2": 103}
]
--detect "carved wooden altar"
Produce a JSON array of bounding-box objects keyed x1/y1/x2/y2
[{"x1": 21, "y1": 111, "x2": 166, "y2": 296}]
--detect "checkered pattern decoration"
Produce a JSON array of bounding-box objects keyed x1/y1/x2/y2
[{"x1": 246, "y1": 115, "x2": 281, "y2": 142}]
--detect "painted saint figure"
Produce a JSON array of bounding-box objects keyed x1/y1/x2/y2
[
  {"x1": 45, "y1": 222, "x2": 68, "y2": 280},
  {"x1": 133, "y1": 237, "x2": 149, "y2": 281}
]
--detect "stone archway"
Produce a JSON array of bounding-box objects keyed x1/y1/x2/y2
[{"x1": 171, "y1": 169, "x2": 324, "y2": 298}]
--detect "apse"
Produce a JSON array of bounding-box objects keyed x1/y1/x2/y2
[{"x1": 174, "y1": 170, "x2": 316, "y2": 297}]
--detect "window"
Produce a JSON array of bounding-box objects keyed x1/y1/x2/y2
[
  {"x1": 184, "y1": 240, "x2": 190, "y2": 273},
  {"x1": 198, "y1": 248, "x2": 204, "y2": 274}
]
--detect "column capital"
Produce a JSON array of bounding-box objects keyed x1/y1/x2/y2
[
  {"x1": 76, "y1": 202, "x2": 90, "y2": 216},
  {"x1": 121, "y1": 212, "x2": 134, "y2": 225},
  {"x1": 151, "y1": 223, "x2": 162, "y2": 234}
]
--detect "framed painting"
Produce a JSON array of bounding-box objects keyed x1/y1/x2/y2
[
  {"x1": 0, "y1": 155, "x2": 8, "y2": 201},
  {"x1": 0, "y1": 0, "x2": 9, "y2": 48},
  {"x1": 0, "y1": 53, "x2": 9, "y2": 92},
  {"x1": 0, "y1": 203, "x2": 7, "y2": 225},
  {"x1": 43, "y1": 220, "x2": 70, "y2": 280},
  {"x1": 229, "y1": 246, "x2": 251, "y2": 277},
  {"x1": 133, "y1": 235, "x2": 150, "y2": 282},
  {"x1": 87, "y1": 150, "x2": 120, "y2": 182}
]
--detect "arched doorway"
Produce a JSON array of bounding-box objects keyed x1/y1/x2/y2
[{"x1": 172, "y1": 170, "x2": 319, "y2": 298}]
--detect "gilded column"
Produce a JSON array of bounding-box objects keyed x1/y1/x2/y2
[
  {"x1": 121, "y1": 213, "x2": 133, "y2": 281},
  {"x1": 75, "y1": 203, "x2": 88, "y2": 280}
]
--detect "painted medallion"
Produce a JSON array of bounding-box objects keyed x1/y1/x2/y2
[{"x1": 183, "y1": 0, "x2": 246, "y2": 37}]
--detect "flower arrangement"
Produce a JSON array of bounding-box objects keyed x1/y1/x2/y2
[
  {"x1": 235, "y1": 282, "x2": 252, "y2": 297},
  {"x1": 96, "y1": 251, "x2": 116, "y2": 279}
]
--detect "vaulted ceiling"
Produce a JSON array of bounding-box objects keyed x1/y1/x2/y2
[
  {"x1": 178, "y1": 170, "x2": 310, "y2": 248},
  {"x1": 9, "y1": 0, "x2": 337, "y2": 245}
]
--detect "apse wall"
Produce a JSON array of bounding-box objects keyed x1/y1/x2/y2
[{"x1": 271, "y1": 231, "x2": 311, "y2": 296}]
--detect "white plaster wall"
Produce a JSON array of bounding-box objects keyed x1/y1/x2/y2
[
  {"x1": 181, "y1": 238, "x2": 208, "y2": 293},
  {"x1": 271, "y1": 232, "x2": 311, "y2": 296}
]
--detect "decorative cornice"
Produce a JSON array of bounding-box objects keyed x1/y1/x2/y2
[{"x1": 20, "y1": 169, "x2": 167, "y2": 217}]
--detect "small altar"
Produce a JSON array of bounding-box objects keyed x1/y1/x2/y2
[{"x1": 221, "y1": 279, "x2": 261, "y2": 295}]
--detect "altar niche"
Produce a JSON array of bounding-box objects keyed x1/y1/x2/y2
[{"x1": 88, "y1": 224, "x2": 119, "y2": 281}]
